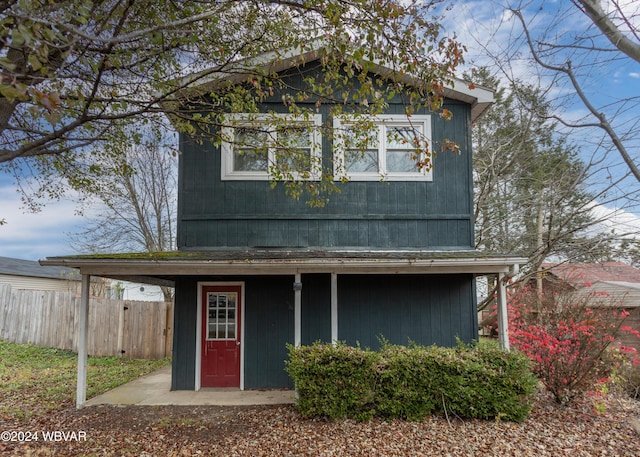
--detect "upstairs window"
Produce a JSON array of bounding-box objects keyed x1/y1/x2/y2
[
  {"x1": 333, "y1": 114, "x2": 432, "y2": 181},
  {"x1": 221, "y1": 113, "x2": 322, "y2": 181}
]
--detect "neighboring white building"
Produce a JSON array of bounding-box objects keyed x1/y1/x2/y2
[
  {"x1": 0, "y1": 255, "x2": 84, "y2": 293},
  {"x1": 108, "y1": 279, "x2": 166, "y2": 301},
  {"x1": 0, "y1": 256, "x2": 167, "y2": 300}
]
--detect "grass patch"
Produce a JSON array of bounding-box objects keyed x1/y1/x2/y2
[{"x1": 0, "y1": 340, "x2": 170, "y2": 422}]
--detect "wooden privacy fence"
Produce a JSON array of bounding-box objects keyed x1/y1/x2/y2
[{"x1": 0, "y1": 284, "x2": 173, "y2": 359}]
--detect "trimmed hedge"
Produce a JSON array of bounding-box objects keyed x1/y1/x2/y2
[{"x1": 286, "y1": 341, "x2": 537, "y2": 422}]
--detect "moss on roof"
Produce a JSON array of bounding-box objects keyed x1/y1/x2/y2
[{"x1": 47, "y1": 249, "x2": 521, "y2": 262}]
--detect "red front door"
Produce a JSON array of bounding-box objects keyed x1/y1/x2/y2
[{"x1": 201, "y1": 285, "x2": 241, "y2": 387}]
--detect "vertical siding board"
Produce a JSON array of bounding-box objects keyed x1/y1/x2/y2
[
  {"x1": 173, "y1": 278, "x2": 197, "y2": 390},
  {"x1": 357, "y1": 220, "x2": 367, "y2": 246},
  {"x1": 368, "y1": 220, "x2": 378, "y2": 246},
  {"x1": 298, "y1": 219, "x2": 309, "y2": 247},
  {"x1": 407, "y1": 219, "x2": 418, "y2": 247},
  {"x1": 244, "y1": 276, "x2": 294, "y2": 388},
  {"x1": 228, "y1": 220, "x2": 239, "y2": 247},
  {"x1": 307, "y1": 219, "x2": 319, "y2": 247},
  {"x1": 301, "y1": 274, "x2": 331, "y2": 345},
  {"x1": 337, "y1": 275, "x2": 475, "y2": 350},
  {"x1": 429, "y1": 283, "x2": 443, "y2": 345},
  {"x1": 317, "y1": 220, "x2": 327, "y2": 247},
  {"x1": 441, "y1": 282, "x2": 454, "y2": 346}
]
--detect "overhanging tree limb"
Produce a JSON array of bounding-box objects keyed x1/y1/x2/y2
[
  {"x1": 512, "y1": 8, "x2": 640, "y2": 183},
  {"x1": 573, "y1": 0, "x2": 640, "y2": 63}
]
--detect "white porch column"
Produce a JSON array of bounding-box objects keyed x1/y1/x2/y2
[
  {"x1": 76, "y1": 274, "x2": 90, "y2": 408},
  {"x1": 331, "y1": 273, "x2": 338, "y2": 345},
  {"x1": 294, "y1": 273, "x2": 302, "y2": 347},
  {"x1": 496, "y1": 272, "x2": 510, "y2": 351}
]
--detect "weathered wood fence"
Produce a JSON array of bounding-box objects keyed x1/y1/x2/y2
[{"x1": 0, "y1": 284, "x2": 173, "y2": 359}]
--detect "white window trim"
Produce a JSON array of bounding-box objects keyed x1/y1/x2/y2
[
  {"x1": 221, "y1": 113, "x2": 323, "y2": 181},
  {"x1": 333, "y1": 114, "x2": 432, "y2": 181}
]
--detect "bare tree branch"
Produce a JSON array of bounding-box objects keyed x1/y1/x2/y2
[
  {"x1": 573, "y1": 0, "x2": 640, "y2": 63},
  {"x1": 512, "y1": 8, "x2": 640, "y2": 182}
]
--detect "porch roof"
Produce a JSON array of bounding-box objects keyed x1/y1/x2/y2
[{"x1": 40, "y1": 249, "x2": 526, "y2": 285}]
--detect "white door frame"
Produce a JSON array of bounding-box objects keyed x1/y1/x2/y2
[{"x1": 196, "y1": 281, "x2": 246, "y2": 390}]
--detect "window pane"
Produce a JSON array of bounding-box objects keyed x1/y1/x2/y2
[
  {"x1": 276, "y1": 126, "x2": 312, "y2": 172},
  {"x1": 344, "y1": 126, "x2": 379, "y2": 172},
  {"x1": 282, "y1": 148, "x2": 312, "y2": 170},
  {"x1": 386, "y1": 150, "x2": 418, "y2": 172},
  {"x1": 386, "y1": 126, "x2": 417, "y2": 149},
  {"x1": 234, "y1": 127, "x2": 268, "y2": 171},
  {"x1": 386, "y1": 126, "x2": 420, "y2": 173},
  {"x1": 206, "y1": 292, "x2": 237, "y2": 340},
  {"x1": 345, "y1": 149, "x2": 378, "y2": 172},
  {"x1": 278, "y1": 126, "x2": 311, "y2": 149}
]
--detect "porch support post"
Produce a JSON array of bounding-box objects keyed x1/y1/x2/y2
[
  {"x1": 76, "y1": 274, "x2": 90, "y2": 408},
  {"x1": 294, "y1": 273, "x2": 302, "y2": 347},
  {"x1": 496, "y1": 272, "x2": 510, "y2": 351},
  {"x1": 331, "y1": 273, "x2": 338, "y2": 345}
]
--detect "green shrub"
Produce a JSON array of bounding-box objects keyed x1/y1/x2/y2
[
  {"x1": 375, "y1": 344, "x2": 439, "y2": 420},
  {"x1": 285, "y1": 343, "x2": 378, "y2": 421},
  {"x1": 286, "y1": 340, "x2": 537, "y2": 422}
]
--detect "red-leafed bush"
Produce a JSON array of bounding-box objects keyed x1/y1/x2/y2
[{"x1": 499, "y1": 287, "x2": 640, "y2": 403}]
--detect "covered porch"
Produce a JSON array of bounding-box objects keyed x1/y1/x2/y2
[{"x1": 41, "y1": 250, "x2": 525, "y2": 408}]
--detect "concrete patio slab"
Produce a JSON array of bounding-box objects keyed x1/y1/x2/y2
[{"x1": 85, "y1": 366, "x2": 296, "y2": 407}]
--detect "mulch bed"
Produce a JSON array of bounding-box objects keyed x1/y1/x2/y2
[{"x1": 1, "y1": 392, "x2": 639, "y2": 456}]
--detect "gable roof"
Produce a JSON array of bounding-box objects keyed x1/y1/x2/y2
[
  {"x1": 172, "y1": 41, "x2": 494, "y2": 122},
  {"x1": 0, "y1": 256, "x2": 81, "y2": 281},
  {"x1": 542, "y1": 261, "x2": 640, "y2": 288}
]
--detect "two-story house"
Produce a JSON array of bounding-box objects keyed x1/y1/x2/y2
[{"x1": 43, "y1": 44, "x2": 525, "y2": 402}]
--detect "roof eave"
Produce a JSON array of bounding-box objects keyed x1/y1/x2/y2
[{"x1": 40, "y1": 256, "x2": 526, "y2": 277}]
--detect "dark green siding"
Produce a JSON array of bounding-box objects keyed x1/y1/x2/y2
[
  {"x1": 338, "y1": 274, "x2": 477, "y2": 350},
  {"x1": 177, "y1": 91, "x2": 475, "y2": 251},
  {"x1": 301, "y1": 274, "x2": 332, "y2": 345},
  {"x1": 171, "y1": 276, "x2": 296, "y2": 390},
  {"x1": 243, "y1": 276, "x2": 294, "y2": 389},
  {"x1": 171, "y1": 277, "x2": 197, "y2": 390},
  {"x1": 173, "y1": 274, "x2": 477, "y2": 389}
]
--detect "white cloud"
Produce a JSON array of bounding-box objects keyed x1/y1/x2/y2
[
  {"x1": 589, "y1": 202, "x2": 640, "y2": 238},
  {"x1": 0, "y1": 182, "x2": 85, "y2": 261},
  {"x1": 630, "y1": 72, "x2": 640, "y2": 79}
]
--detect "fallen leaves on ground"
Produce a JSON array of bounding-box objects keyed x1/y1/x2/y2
[{"x1": 1, "y1": 392, "x2": 638, "y2": 456}]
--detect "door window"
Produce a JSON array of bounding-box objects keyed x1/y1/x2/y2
[{"x1": 206, "y1": 292, "x2": 237, "y2": 340}]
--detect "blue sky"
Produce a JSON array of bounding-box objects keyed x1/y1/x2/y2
[
  {"x1": 1, "y1": 0, "x2": 639, "y2": 261},
  {"x1": 0, "y1": 173, "x2": 85, "y2": 260},
  {"x1": 443, "y1": 0, "x2": 640, "y2": 215}
]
